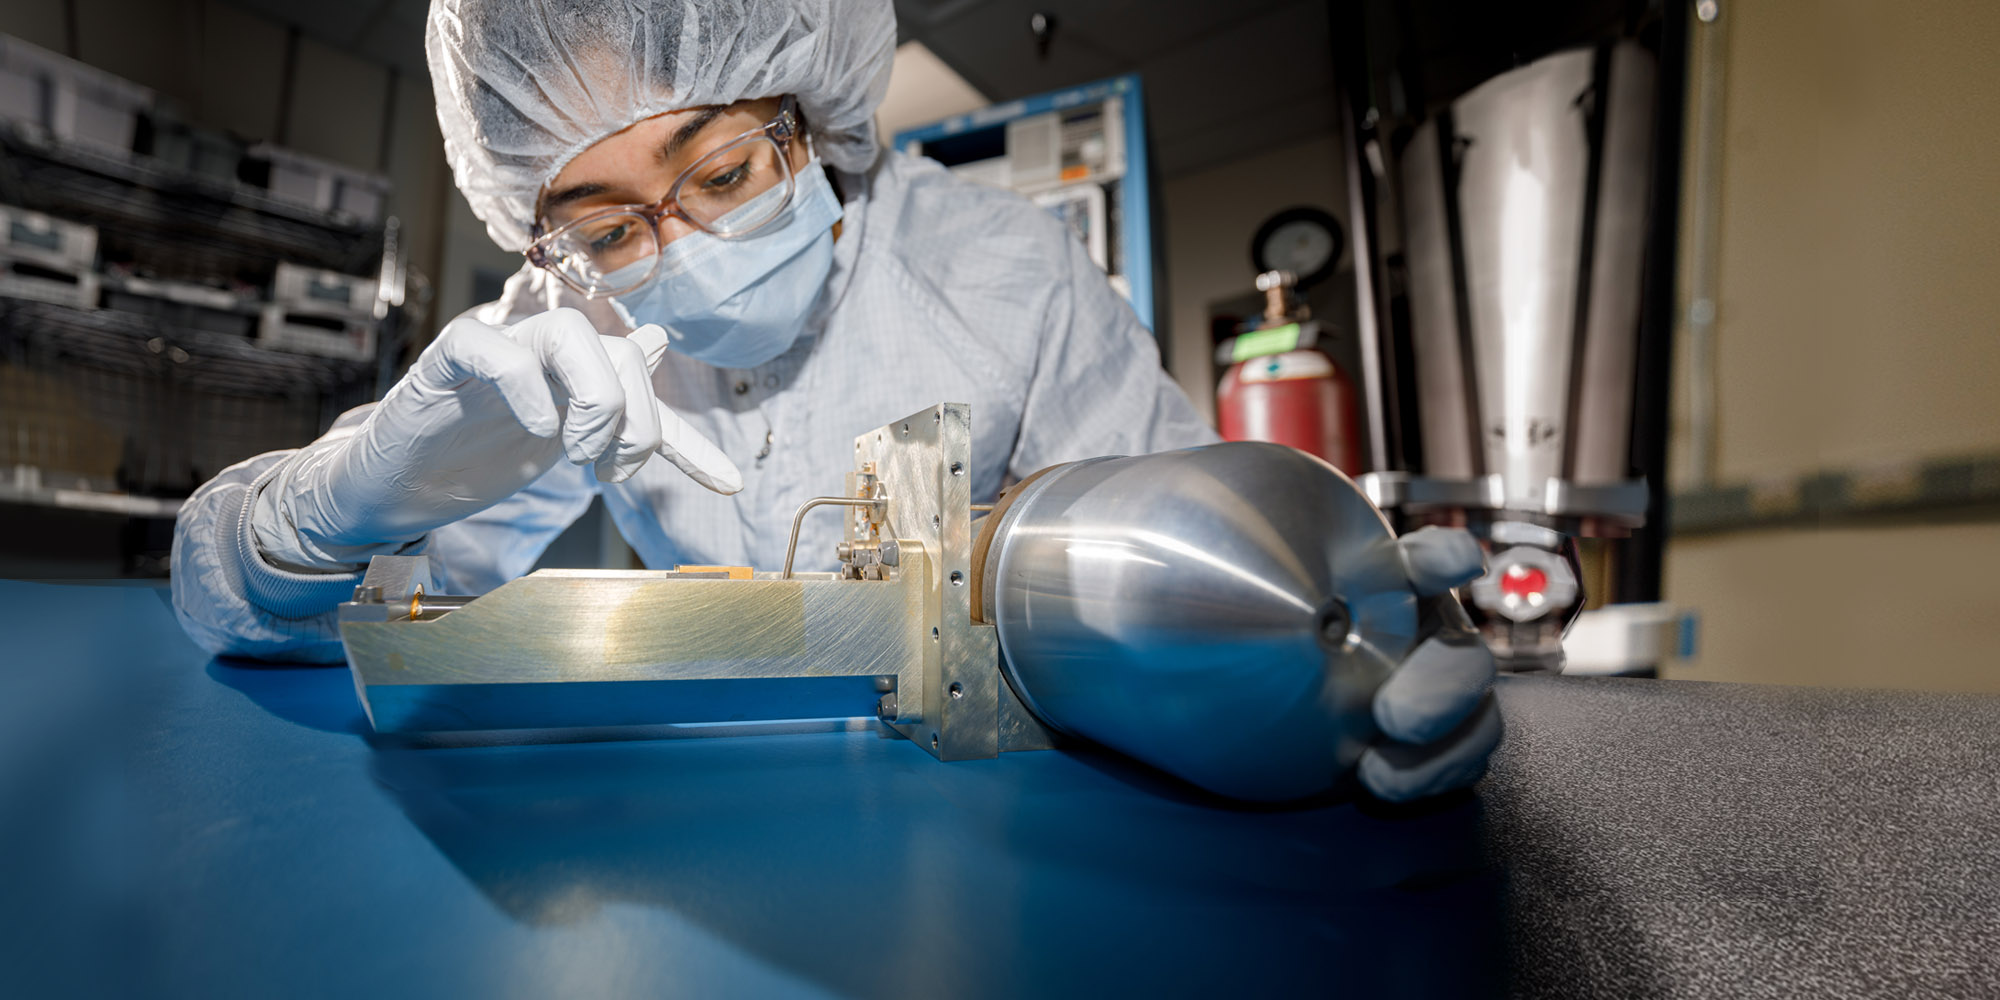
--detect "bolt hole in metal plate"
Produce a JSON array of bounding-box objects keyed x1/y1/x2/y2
[{"x1": 851, "y1": 402, "x2": 1009, "y2": 761}]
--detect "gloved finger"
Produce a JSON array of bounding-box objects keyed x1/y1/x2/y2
[
  {"x1": 1359, "y1": 696, "x2": 1504, "y2": 803},
  {"x1": 654, "y1": 401, "x2": 744, "y2": 495},
  {"x1": 510, "y1": 308, "x2": 627, "y2": 466},
  {"x1": 1398, "y1": 526, "x2": 1485, "y2": 597},
  {"x1": 625, "y1": 323, "x2": 672, "y2": 374},
  {"x1": 418, "y1": 316, "x2": 558, "y2": 438},
  {"x1": 1374, "y1": 626, "x2": 1495, "y2": 744},
  {"x1": 595, "y1": 335, "x2": 664, "y2": 483}
]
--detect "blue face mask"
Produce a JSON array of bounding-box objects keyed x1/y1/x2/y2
[{"x1": 607, "y1": 160, "x2": 843, "y2": 370}]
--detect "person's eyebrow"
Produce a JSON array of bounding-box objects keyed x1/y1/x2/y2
[
  {"x1": 660, "y1": 106, "x2": 729, "y2": 163},
  {"x1": 540, "y1": 107, "x2": 733, "y2": 214},
  {"x1": 543, "y1": 181, "x2": 611, "y2": 210}
]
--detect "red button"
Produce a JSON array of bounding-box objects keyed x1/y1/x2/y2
[{"x1": 1500, "y1": 564, "x2": 1548, "y2": 598}]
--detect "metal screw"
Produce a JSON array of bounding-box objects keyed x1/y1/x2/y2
[
  {"x1": 949, "y1": 682, "x2": 963, "y2": 699},
  {"x1": 876, "y1": 693, "x2": 899, "y2": 722},
  {"x1": 879, "y1": 538, "x2": 900, "y2": 566},
  {"x1": 836, "y1": 540, "x2": 853, "y2": 561},
  {"x1": 1317, "y1": 601, "x2": 1351, "y2": 646},
  {"x1": 352, "y1": 585, "x2": 383, "y2": 603}
]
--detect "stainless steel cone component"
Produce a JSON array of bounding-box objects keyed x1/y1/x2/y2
[{"x1": 977, "y1": 443, "x2": 1420, "y2": 801}]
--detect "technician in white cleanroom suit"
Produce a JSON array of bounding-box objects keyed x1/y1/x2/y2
[{"x1": 170, "y1": 0, "x2": 1502, "y2": 800}]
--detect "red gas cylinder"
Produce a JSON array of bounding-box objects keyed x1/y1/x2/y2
[{"x1": 1216, "y1": 349, "x2": 1362, "y2": 475}]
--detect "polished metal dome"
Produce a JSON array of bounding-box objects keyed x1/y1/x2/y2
[{"x1": 983, "y1": 443, "x2": 1419, "y2": 801}]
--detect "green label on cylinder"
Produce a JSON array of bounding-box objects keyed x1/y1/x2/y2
[{"x1": 1230, "y1": 324, "x2": 1301, "y2": 363}]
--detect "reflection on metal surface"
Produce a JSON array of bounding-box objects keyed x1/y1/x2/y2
[
  {"x1": 339, "y1": 404, "x2": 1427, "y2": 800},
  {"x1": 407, "y1": 586, "x2": 474, "y2": 621},
  {"x1": 1402, "y1": 42, "x2": 1655, "y2": 507},
  {"x1": 1401, "y1": 474, "x2": 1650, "y2": 521},
  {"x1": 849, "y1": 403, "x2": 1022, "y2": 759},
  {"x1": 980, "y1": 444, "x2": 1418, "y2": 802},
  {"x1": 1394, "y1": 41, "x2": 1661, "y2": 670},
  {"x1": 340, "y1": 403, "x2": 1013, "y2": 760},
  {"x1": 342, "y1": 557, "x2": 910, "y2": 731}
]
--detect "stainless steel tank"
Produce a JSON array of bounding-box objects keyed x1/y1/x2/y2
[
  {"x1": 973, "y1": 444, "x2": 1420, "y2": 802},
  {"x1": 1392, "y1": 41, "x2": 1659, "y2": 669},
  {"x1": 1401, "y1": 40, "x2": 1654, "y2": 505}
]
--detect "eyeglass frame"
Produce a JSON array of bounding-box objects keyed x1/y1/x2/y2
[{"x1": 524, "y1": 95, "x2": 804, "y2": 298}]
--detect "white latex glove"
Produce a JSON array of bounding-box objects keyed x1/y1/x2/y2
[
  {"x1": 278, "y1": 307, "x2": 741, "y2": 555},
  {"x1": 1359, "y1": 526, "x2": 1504, "y2": 803}
]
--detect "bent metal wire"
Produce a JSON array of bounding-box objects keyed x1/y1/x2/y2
[{"x1": 525, "y1": 96, "x2": 802, "y2": 298}]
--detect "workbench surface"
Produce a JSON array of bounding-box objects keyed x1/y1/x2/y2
[{"x1": 3, "y1": 578, "x2": 1995, "y2": 998}]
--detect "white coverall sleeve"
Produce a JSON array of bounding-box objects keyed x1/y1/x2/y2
[
  {"x1": 169, "y1": 405, "x2": 597, "y2": 663},
  {"x1": 1010, "y1": 219, "x2": 1219, "y2": 475}
]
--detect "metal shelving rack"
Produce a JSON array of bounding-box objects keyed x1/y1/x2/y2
[{"x1": 0, "y1": 121, "x2": 404, "y2": 574}]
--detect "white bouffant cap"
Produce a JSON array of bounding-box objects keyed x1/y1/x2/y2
[{"x1": 426, "y1": 0, "x2": 896, "y2": 250}]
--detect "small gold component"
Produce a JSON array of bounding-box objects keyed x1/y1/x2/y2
[
  {"x1": 674, "y1": 565, "x2": 753, "y2": 580},
  {"x1": 408, "y1": 584, "x2": 475, "y2": 620}
]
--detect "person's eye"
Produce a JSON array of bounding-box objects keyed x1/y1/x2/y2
[
  {"x1": 586, "y1": 222, "x2": 634, "y2": 255},
  {"x1": 700, "y1": 159, "x2": 755, "y2": 192}
]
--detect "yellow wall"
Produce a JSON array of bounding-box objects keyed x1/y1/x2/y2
[
  {"x1": 1664, "y1": 0, "x2": 2000, "y2": 690},
  {"x1": 1667, "y1": 522, "x2": 2000, "y2": 691}
]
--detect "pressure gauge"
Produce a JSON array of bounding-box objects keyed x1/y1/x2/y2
[{"x1": 1251, "y1": 207, "x2": 1344, "y2": 290}]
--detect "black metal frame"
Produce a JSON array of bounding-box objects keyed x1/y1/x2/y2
[
  {"x1": 1616, "y1": 4, "x2": 1689, "y2": 604},
  {"x1": 1329, "y1": 0, "x2": 1688, "y2": 605}
]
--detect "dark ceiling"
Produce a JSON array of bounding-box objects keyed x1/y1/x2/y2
[
  {"x1": 226, "y1": 0, "x2": 1341, "y2": 180},
  {"x1": 224, "y1": 0, "x2": 431, "y2": 74},
  {"x1": 893, "y1": 0, "x2": 1340, "y2": 178}
]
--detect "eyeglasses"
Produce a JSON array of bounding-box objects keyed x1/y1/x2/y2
[{"x1": 526, "y1": 96, "x2": 802, "y2": 298}]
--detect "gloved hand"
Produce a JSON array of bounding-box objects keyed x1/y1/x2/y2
[
  {"x1": 1359, "y1": 526, "x2": 1503, "y2": 802},
  {"x1": 270, "y1": 307, "x2": 741, "y2": 560}
]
